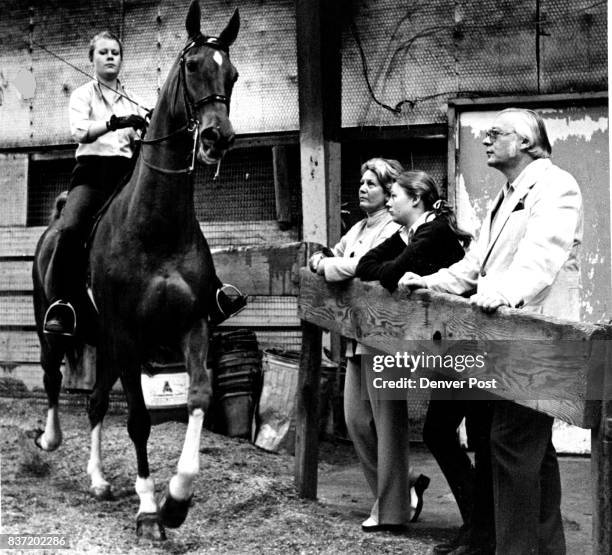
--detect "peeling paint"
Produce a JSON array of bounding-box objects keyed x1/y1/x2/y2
[
  {"x1": 455, "y1": 174, "x2": 482, "y2": 238},
  {"x1": 461, "y1": 110, "x2": 608, "y2": 145},
  {"x1": 543, "y1": 114, "x2": 608, "y2": 143},
  {"x1": 457, "y1": 105, "x2": 610, "y2": 324}
]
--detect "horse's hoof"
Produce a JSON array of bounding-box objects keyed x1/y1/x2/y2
[
  {"x1": 90, "y1": 484, "x2": 113, "y2": 501},
  {"x1": 158, "y1": 485, "x2": 193, "y2": 528},
  {"x1": 136, "y1": 512, "x2": 166, "y2": 541},
  {"x1": 32, "y1": 429, "x2": 61, "y2": 452}
]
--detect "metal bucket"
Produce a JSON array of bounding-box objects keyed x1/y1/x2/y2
[{"x1": 210, "y1": 330, "x2": 262, "y2": 439}]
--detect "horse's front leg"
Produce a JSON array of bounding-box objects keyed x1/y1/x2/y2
[
  {"x1": 115, "y1": 343, "x2": 165, "y2": 541},
  {"x1": 159, "y1": 318, "x2": 211, "y2": 529}
]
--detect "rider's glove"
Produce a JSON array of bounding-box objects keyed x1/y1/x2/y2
[{"x1": 107, "y1": 114, "x2": 147, "y2": 131}]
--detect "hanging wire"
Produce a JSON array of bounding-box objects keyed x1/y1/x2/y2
[{"x1": 348, "y1": 1, "x2": 606, "y2": 115}]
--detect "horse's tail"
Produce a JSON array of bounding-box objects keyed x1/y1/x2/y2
[{"x1": 49, "y1": 190, "x2": 69, "y2": 224}]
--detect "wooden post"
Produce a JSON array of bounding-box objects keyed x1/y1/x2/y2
[
  {"x1": 295, "y1": 0, "x2": 342, "y2": 246},
  {"x1": 272, "y1": 146, "x2": 292, "y2": 230},
  {"x1": 592, "y1": 336, "x2": 612, "y2": 553},
  {"x1": 294, "y1": 319, "x2": 322, "y2": 499}
]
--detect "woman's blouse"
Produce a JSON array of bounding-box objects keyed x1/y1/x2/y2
[
  {"x1": 319, "y1": 208, "x2": 400, "y2": 282},
  {"x1": 69, "y1": 79, "x2": 147, "y2": 159}
]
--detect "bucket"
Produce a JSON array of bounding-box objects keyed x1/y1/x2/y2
[
  {"x1": 141, "y1": 362, "x2": 188, "y2": 410},
  {"x1": 209, "y1": 330, "x2": 262, "y2": 439},
  {"x1": 141, "y1": 361, "x2": 189, "y2": 425},
  {"x1": 254, "y1": 349, "x2": 337, "y2": 453}
]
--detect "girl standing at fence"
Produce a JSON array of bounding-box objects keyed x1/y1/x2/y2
[{"x1": 356, "y1": 171, "x2": 494, "y2": 551}]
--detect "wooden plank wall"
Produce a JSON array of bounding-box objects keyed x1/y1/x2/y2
[{"x1": 0, "y1": 242, "x2": 305, "y2": 391}]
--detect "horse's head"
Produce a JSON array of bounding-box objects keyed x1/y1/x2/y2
[{"x1": 181, "y1": 1, "x2": 240, "y2": 164}]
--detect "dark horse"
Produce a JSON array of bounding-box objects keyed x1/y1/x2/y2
[{"x1": 32, "y1": 1, "x2": 239, "y2": 539}]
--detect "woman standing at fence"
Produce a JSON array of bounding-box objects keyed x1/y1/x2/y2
[
  {"x1": 309, "y1": 158, "x2": 430, "y2": 532},
  {"x1": 356, "y1": 171, "x2": 495, "y2": 553}
]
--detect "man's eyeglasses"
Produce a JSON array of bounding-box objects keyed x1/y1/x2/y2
[{"x1": 484, "y1": 128, "x2": 515, "y2": 141}]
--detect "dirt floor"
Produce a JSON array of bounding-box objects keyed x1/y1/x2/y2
[{"x1": 0, "y1": 397, "x2": 592, "y2": 554}]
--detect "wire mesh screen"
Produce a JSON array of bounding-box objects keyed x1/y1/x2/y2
[
  {"x1": 340, "y1": 139, "x2": 447, "y2": 231},
  {"x1": 193, "y1": 146, "x2": 276, "y2": 222},
  {"x1": 26, "y1": 144, "x2": 303, "y2": 230},
  {"x1": 27, "y1": 158, "x2": 74, "y2": 226},
  {"x1": 341, "y1": 0, "x2": 606, "y2": 128}
]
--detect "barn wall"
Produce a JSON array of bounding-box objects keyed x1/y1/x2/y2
[
  {"x1": 0, "y1": 0, "x2": 606, "y2": 148},
  {"x1": 0, "y1": 0, "x2": 608, "y2": 390}
]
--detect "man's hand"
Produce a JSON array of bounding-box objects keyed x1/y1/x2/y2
[
  {"x1": 397, "y1": 272, "x2": 427, "y2": 293},
  {"x1": 469, "y1": 292, "x2": 510, "y2": 313},
  {"x1": 107, "y1": 114, "x2": 147, "y2": 131}
]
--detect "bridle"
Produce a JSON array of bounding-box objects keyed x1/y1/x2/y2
[{"x1": 141, "y1": 34, "x2": 233, "y2": 174}]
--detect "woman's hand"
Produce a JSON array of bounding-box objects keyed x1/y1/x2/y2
[
  {"x1": 308, "y1": 252, "x2": 325, "y2": 273},
  {"x1": 397, "y1": 272, "x2": 427, "y2": 292}
]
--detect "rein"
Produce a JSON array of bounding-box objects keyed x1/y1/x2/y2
[{"x1": 141, "y1": 34, "x2": 231, "y2": 175}]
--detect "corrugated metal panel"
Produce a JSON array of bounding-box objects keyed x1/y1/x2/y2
[
  {"x1": 539, "y1": 0, "x2": 607, "y2": 93},
  {"x1": 0, "y1": 0, "x2": 299, "y2": 148},
  {"x1": 454, "y1": 0, "x2": 537, "y2": 95},
  {"x1": 342, "y1": 0, "x2": 457, "y2": 128},
  {"x1": 1, "y1": 0, "x2": 606, "y2": 148}
]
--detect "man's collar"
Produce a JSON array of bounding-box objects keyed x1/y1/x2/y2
[{"x1": 509, "y1": 158, "x2": 551, "y2": 191}]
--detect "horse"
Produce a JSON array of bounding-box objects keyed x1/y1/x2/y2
[{"x1": 32, "y1": 0, "x2": 240, "y2": 540}]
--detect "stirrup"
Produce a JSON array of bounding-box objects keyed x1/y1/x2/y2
[
  {"x1": 210, "y1": 284, "x2": 247, "y2": 327},
  {"x1": 43, "y1": 300, "x2": 77, "y2": 336}
]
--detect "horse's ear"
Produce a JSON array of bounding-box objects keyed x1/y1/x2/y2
[
  {"x1": 186, "y1": 0, "x2": 201, "y2": 38},
  {"x1": 218, "y1": 9, "x2": 240, "y2": 47}
]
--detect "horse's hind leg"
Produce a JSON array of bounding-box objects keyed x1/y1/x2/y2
[
  {"x1": 159, "y1": 318, "x2": 211, "y2": 529},
  {"x1": 36, "y1": 336, "x2": 64, "y2": 451},
  {"x1": 86, "y1": 364, "x2": 116, "y2": 500}
]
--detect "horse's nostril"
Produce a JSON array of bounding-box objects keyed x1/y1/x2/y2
[{"x1": 201, "y1": 127, "x2": 220, "y2": 143}]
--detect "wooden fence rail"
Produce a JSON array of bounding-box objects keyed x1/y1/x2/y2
[{"x1": 295, "y1": 269, "x2": 612, "y2": 554}]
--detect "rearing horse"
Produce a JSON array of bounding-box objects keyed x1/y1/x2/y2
[{"x1": 32, "y1": 1, "x2": 240, "y2": 540}]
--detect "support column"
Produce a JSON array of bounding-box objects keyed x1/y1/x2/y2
[{"x1": 295, "y1": 0, "x2": 342, "y2": 246}]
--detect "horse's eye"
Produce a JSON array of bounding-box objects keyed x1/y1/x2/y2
[{"x1": 186, "y1": 60, "x2": 198, "y2": 72}]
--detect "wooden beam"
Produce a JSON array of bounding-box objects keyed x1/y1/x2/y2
[
  {"x1": 448, "y1": 91, "x2": 607, "y2": 110},
  {"x1": 294, "y1": 319, "x2": 322, "y2": 499},
  {"x1": 272, "y1": 146, "x2": 293, "y2": 230},
  {"x1": 2, "y1": 243, "x2": 307, "y2": 296},
  {"x1": 295, "y1": 0, "x2": 342, "y2": 246},
  {"x1": 0, "y1": 222, "x2": 299, "y2": 258},
  {"x1": 298, "y1": 270, "x2": 610, "y2": 427}
]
